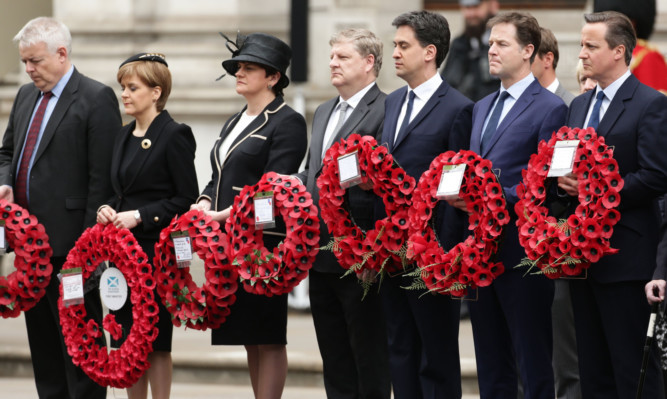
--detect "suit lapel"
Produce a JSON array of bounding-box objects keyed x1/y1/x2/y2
[
  {"x1": 12, "y1": 89, "x2": 41, "y2": 172},
  {"x1": 482, "y1": 80, "x2": 538, "y2": 157},
  {"x1": 597, "y1": 75, "x2": 637, "y2": 137},
  {"x1": 311, "y1": 98, "x2": 337, "y2": 166},
  {"x1": 222, "y1": 96, "x2": 287, "y2": 170},
  {"x1": 33, "y1": 69, "x2": 80, "y2": 165},
  {"x1": 471, "y1": 94, "x2": 496, "y2": 154},
  {"x1": 382, "y1": 87, "x2": 406, "y2": 151},
  {"x1": 110, "y1": 121, "x2": 132, "y2": 195},
  {"x1": 124, "y1": 111, "x2": 171, "y2": 189},
  {"x1": 393, "y1": 81, "x2": 449, "y2": 151},
  {"x1": 569, "y1": 90, "x2": 594, "y2": 128}
]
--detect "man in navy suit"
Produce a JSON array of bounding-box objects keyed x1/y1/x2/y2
[
  {"x1": 378, "y1": 10, "x2": 472, "y2": 399},
  {"x1": 559, "y1": 11, "x2": 667, "y2": 398},
  {"x1": 449, "y1": 11, "x2": 567, "y2": 398}
]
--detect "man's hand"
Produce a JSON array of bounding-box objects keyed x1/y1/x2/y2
[
  {"x1": 557, "y1": 173, "x2": 579, "y2": 197},
  {"x1": 0, "y1": 186, "x2": 14, "y2": 202},
  {"x1": 358, "y1": 269, "x2": 378, "y2": 283},
  {"x1": 645, "y1": 280, "x2": 666, "y2": 304},
  {"x1": 446, "y1": 197, "x2": 469, "y2": 213}
]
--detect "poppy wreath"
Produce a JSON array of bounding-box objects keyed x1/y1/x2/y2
[
  {"x1": 0, "y1": 199, "x2": 53, "y2": 318},
  {"x1": 154, "y1": 209, "x2": 238, "y2": 330},
  {"x1": 58, "y1": 223, "x2": 158, "y2": 388},
  {"x1": 227, "y1": 171, "x2": 320, "y2": 297},
  {"x1": 317, "y1": 134, "x2": 416, "y2": 277},
  {"x1": 515, "y1": 126, "x2": 623, "y2": 278},
  {"x1": 407, "y1": 150, "x2": 509, "y2": 297}
]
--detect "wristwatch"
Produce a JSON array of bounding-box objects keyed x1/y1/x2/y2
[{"x1": 134, "y1": 210, "x2": 141, "y2": 223}]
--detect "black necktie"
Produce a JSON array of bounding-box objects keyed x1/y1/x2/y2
[{"x1": 480, "y1": 91, "x2": 510, "y2": 153}]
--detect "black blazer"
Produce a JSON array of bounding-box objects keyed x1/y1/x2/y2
[
  {"x1": 566, "y1": 74, "x2": 667, "y2": 283},
  {"x1": 200, "y1": 96, "x2": 307, "y2": 212},
  {"x1": 107, "y1": 110, "x2": 198, "y2": 242},
  {"x1": 296, "y1": 83, "x2": 386, "y2": 273},
  {"x1": 0, "y1": 68, "x2": 121, "y2": 256}
]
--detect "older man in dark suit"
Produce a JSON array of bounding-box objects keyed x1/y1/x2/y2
[
  {"x1": 559, "y1": 11, "x2": 667, "y2": 399},
  {"x1": 0, "y1": 17, "x2": 120, "y2": 398},
  {"x1": 451, "y1": 11, "x2": 567, "y2": 399},
  {"x1": 294, "y1": 28, "x2": 391, "y2": 399},
  {"x1": 378, "y1": 11, "x2": 473, "y2": 399}
]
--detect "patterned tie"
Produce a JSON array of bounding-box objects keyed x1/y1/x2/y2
[
  {"x1": 480, "y1": 91, "x2": 510, "y2": 154},
  {"x1": 322, "y1": 101, "x2": 349, "y2": 159},
  {"x1": 586, "y1": 90, "x2": 605, "y2": 130},
  {"x1": 15, "y1": 91, "x2": 53, "y2": 208},
  {"x1": 394, "y1": 90, "x2": 416, "y2": 144}
]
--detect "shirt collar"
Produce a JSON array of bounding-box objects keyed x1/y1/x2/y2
[
  {"x1": 501, "y1": 72, "x2": 535, "y2": 100},
  {"x1": 338, "y1": 81, "x2": 376, "y2": 110},
  {"x1": 47, "y1": 65, "x2": 74, "y2": 98},
  {"x1": 410, "y1": 73, "x2": 443, "y2": 102},
  {"x1": 595, "y1": 69, "x2": 631, "y2": 102},
  {"x1": 546, "y1": 77, "x2": 560, "y2": 94}
]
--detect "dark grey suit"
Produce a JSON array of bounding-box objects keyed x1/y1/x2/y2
[
  {"x1": 296, "y1": 83, "x2": 391, "y2": 399},
  {"x1": 554, "y1": 83, "x2": 575, "y2": 107},
  {"x1": 0, "y1": 67, "x2": 120, "y2": 398}
]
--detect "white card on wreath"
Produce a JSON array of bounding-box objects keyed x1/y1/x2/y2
[
  {"x1": 436, "y1": 164, "x2": 466, "y2": 200},
  {"x1": 337, "y1": 151, "x2": 362, "y2": 188},
  {"x1": 548, "y1": 140, "x2": 580, "y2": 177}
]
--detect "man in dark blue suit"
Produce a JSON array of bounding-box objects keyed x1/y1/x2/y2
[
  {"x1": 559, "y1": 11, "x2": 667, "y2": 398},
  {"x1": 377, "y1": 10, "x2": 472, "y2": 399},
  {"x1": 449, "y1": 11, "x2": 567, "y2": 398}
]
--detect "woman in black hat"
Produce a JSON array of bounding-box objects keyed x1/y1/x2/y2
[
  {"x1": 191, "y1": 33, "x2": 307, "y2": 398},
  {"x1": 97, "y1": 53, "x2": 199, "y2": 399}
]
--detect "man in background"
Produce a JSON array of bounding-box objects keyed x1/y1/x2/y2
[
  {"x1": 532, "y1": 27, "x2": 575, "y2": 106},
  {"x1": 442, "y1": 0, "x2": 500, "y2": 101}
]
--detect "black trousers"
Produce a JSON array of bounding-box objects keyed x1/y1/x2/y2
[
  {"x1": 24, "y1": 256, "x2": 106, "y2": 399},
  {"x1": 309, "y1": 270, "x2": 391, "y2": 399}
]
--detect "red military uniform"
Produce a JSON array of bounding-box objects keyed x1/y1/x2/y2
[{"x1": 631, "y1": 39, "x2": 667, "y2": 94}]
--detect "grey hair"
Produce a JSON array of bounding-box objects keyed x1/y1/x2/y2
[
  {"x1": 330, "y1": 28, "x2": 383, "y2": 77},
  {"x1": 14, "y1": 17, "x2": 72, "y2": 56}
]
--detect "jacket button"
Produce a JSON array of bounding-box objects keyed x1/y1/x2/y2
[{"x1": 154, "y1": 216, "x2": 159, "y2": 222}]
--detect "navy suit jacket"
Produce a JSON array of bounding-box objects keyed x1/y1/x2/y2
[
  {"x1": 471, "y1": 78, "x2": 568, "y2": 268},
  {"x1": 379, "y1": 79, "x2": 473, "y2": 250},
  {"x1": 566, "y1": 74, "x2": 667, "y2": 283}
]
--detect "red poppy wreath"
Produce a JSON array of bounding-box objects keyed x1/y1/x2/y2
[
  {"x1": 0, "y1": 199, "x2": 53, "y2": 318},
  {"x1": 154, "y1": 209, "x2": 238, "y2": 330},
  {"x1": 226, "y1": 171, "x2": 320, "y2": 297},
  {"x1": 515, "y1": 126, "x2": 623, "y2": 278},
  {"x1": 317, "y1": 134, "x2": 416, "y2": 277},
  {"x1": 58, "y1": 223, "x2": 158, "y2": 388},
  {"x1": 407, "y1": 150, "x2": 509, "y2": 297}
]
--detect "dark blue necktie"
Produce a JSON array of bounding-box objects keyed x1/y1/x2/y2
[
  {"x1": 586, "y1": 90, "x2": 605, "y2": 130},
  {"x1": 395, "y1": 90, "x2": 416, "y2": 144},
  {"x1": 480, "y1": 91, "x2": 510, "y2": 153}
]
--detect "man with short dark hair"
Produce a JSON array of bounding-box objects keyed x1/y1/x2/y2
[
  {"x1": 378, "y1": 10, "x2": 473, "y2": 399},
  {"x1": 0, "y1": 17, "x2": 120, "y2": 398},
  {"x1": 295, "y1": 27, "x2": 391, "y2": 399},
  {"x1": 532, "y1": 27, "x2": 575, "y2": 106},
  {"x1": 450, "y1": 11, "x2": 567, "y2": 398},
  {"x1": 442, "y1": 0, "x2": 500, "y2": 101},
  {"x1": 560, "y1": 10, "x2": 667, "y2": 398}
]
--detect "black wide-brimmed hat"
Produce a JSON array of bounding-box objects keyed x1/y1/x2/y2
[{"x1": 220, "y1": 32, "x2": 291, "y2": 84}]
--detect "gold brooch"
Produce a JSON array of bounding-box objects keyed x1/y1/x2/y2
[{"x1": 141, "y1": 139, "x2": 151, "y2": 149}]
